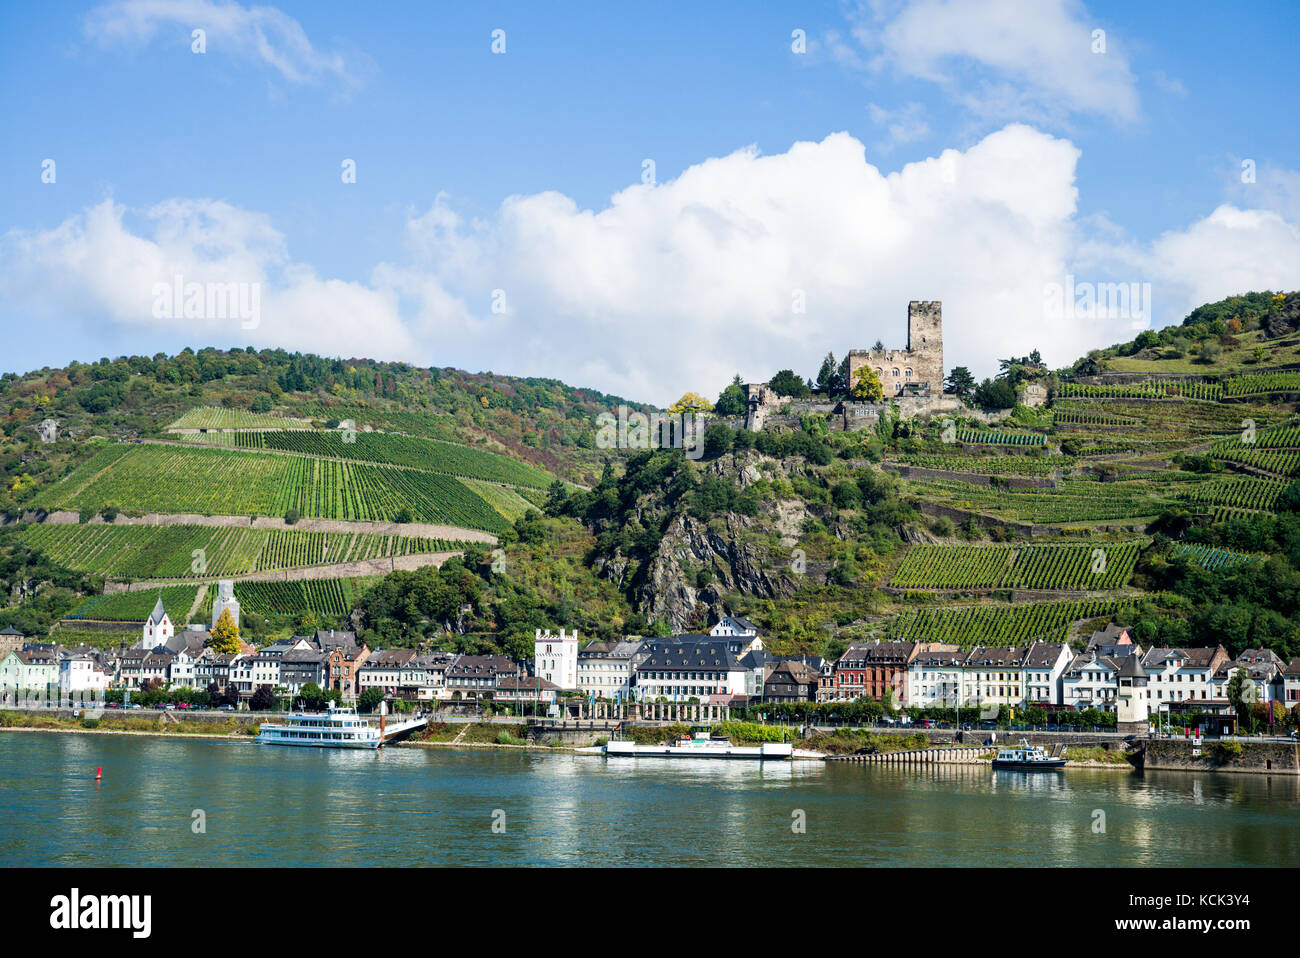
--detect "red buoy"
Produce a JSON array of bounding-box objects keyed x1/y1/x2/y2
[{"x1": 95, "y1": 766, "x2": 102, "y2": 781}]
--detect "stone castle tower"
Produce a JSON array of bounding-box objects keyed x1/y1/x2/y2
[
  {"x1": 212, "y1": 579, "x2": 241, "y2": 630},
  {"x1": 847, "y1": 301, "x2": 943, "y2": 397}
]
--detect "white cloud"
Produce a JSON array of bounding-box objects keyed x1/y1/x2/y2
[
  {"x1": 839, "y1": 0, "x2": 1139, "y2": 125},
  {"x1": 867, "y1": 101, "x2": 931, "y2": 151},
  {"x1": 83, "y1": 0, "x2": 363, "y2": 89},
  {"x1": 4, "y1": 126, "x2": 1297, "y2": 406},
  {"x1": 2, "y1": 199, "x2": 416, "y2": 359}
]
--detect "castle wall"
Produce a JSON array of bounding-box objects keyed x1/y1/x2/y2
[{"x1": 846, "y1": 300, "x2": 943, "y2": 397}]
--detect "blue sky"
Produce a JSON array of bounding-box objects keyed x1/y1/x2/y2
[{"x1": 1, "y1": 0, "x2": 1297, "y2": 404}]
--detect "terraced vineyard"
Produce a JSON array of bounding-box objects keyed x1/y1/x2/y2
[
  {"x1": 890, "y1": 542, "x2": 1143, "y2": 590},
  {"x1": 885, "y1": 598, "x2": 1133, "y2": 646},
  {"x1": 956, "y1": 429, "x2": 1046, "y2": 447},
  {"x1": 1210, "y1": 446, "x2": 1300, "y2": 476},
  {"x1": 34, "y1": 444, "x2": 510, "y2": 532},
  {"x1": 1004, "y1": 541, "x2": 1142, "y2": 590},
  {"x1": 179, "y1": 429, "x2": 555, "y2": 488},
  {"x1": 236, "y1": 578, "x2": 379, "y2": 618},
  {"x1": 906, "y1": 477, "x2": 1177, "y2": 524},
  {"x1": 1058, "y1": 380, "x2": 1223, "y2": 400},
  {"x1": 1169, "y1": 542, "x2": 1267, "y2": 571},
  {"x1": 67, "y1": 585, "x2": 208, "y2": 623},
  {"x1": 1221, "y1": 372, "x2": 1300, "y2": 398},
  {"x1": 167, "y1": 407, "x2": 307, "y2": 430},
  {"x1": 896, "y1": 454, "x2": 1068, "y2": 476},
  {"x1": 1178, "y1": 475, "x2": 1287, "y2": 512},
  {"x1": 14, "y1": 523, "x2": 467, "y2": 580},
  {"x1": 891, "y1": 545, "x2": 1013, "y2": 589}
]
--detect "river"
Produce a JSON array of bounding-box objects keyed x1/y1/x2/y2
[{"x1": 1, "y1": 732, "x2": 1296, "y2": 866}]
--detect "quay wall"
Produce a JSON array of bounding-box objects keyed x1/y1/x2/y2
[{"x1": 1143, "y1": 738, "x2": 1300, "y2": 775}]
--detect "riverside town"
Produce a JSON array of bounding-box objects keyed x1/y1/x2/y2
[{"x1": 0, "y1": 2, "x2": 1294, "y2": 933}]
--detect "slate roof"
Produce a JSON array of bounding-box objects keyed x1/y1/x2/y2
[
  {"x1": 837, "y1": 641, "x2": 918, "y2": 667},
  {"x1": 1023, "y1": 642, "x2": 1070, "y2": 669},
  {"x1": 638, "y1": 639, "x2": 744, "y2": 671},
  {"x1": 963, "y1": 646, "x2": 1030, "y2": 668},
  {"x1": 147, "y1": 595, "x2": 168, "y2": 624}
]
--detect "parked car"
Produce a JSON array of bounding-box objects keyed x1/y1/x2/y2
[
  {"x1": 106, "y1": 702, "x2": 121, "y2": 709},
  {"x1": 217, "y1": 704, "x2": 234, "y2": 711},
  {"x1": 176, "y1": 702, "x2": 189, "y2": 710},
  {"x1": 855, "y1": 746, "x2": 879, "y2": 755},
  {"x1": 126, "y1": 703, "x2": 142, "y2": 710},
  {"x1": 160, "y1": 704, "x2": 176, "y2": 711}
]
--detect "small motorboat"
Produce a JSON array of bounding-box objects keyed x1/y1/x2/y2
[{"x1": 991, "y1": 740, "x2": 1066, "y2": 770}]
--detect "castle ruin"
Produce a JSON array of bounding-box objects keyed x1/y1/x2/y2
[
  {"x1": 847, "y1": 300, "x2": 943, "y2": 399},
  {"x1": 744, "y1": 300, "x2": 955, "y2": 432}
]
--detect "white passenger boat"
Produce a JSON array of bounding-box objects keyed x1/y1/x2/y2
[
  {"x1": 588, "y1": 726, "x2": 822, "y2": 760},
  {"x1": 255, "y1": 702, "x2": 381, "y2": 749},
  {"x1": 991, "y1": 740, "x2": 1066, "y2": 770}
]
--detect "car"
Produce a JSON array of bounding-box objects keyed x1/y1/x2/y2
[
  {"x1": 854, "y1": 746, "x2": 879, "y2": 755},
  {"x1": 160, "y1": 704, "x2": 176, "y2": 711},
  {"x1": 217, "y1": 704, "x2": 234, "y2": 711},
  {"x1": 126, "y1": 703, "x2": 142, "y2": 710},
  {"x1": 176, "y1": 702, "x2": 189, "y2": 710},
  {"x1": 106, "y1": 702, "x2": 121, "y2": 709}
]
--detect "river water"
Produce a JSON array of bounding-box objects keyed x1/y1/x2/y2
[{"x1": 1, "y1": 732, "x2": 1296, "y2": 867}]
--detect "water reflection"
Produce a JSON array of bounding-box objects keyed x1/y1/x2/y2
[{"x1": 2, "y1": 734, "x2": 1298, "y2": 867}]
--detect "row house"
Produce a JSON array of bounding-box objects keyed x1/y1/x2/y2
[
  {"x1": 445, "y1": 655, "x2": 519, "y2": 699},
  {"x1": 59, "y1": 653, "x2": 112, "y2": 698},
  {"x1": 634, "y1": 638, "x2": 748, "y2": 704},
  {"x1": 0, "y1": 646, "x2": 60, "y2": 701},
  {"x1": 496, "y1": 675, "x2": 561, "y2": 707},
  {"x1": 907, "y1": 643, "x2": 1071, "y2": 709},
  {"x1": 831, "y1": 641, "x2": 919, "y2": 704},
  {"x1": 1283, "y1": 658, "x2": 1300, "y2": 706},
  {"x1": 762, "y1": 659, "x2": 821, "y2": 703},
  {"x1": 317, "y1": 630, "x2": 370, "y2": 697},
  {"x1": 358, "y1": 649, "x2": 417, "y2": 697},
  {"x1": 400, "y1": 653, "x2": 455, "y2": 700},
  {"x1": 116, "y1": 648, "x2": 174, "y2": 690},
  {"x1": 1212, "y1": 648, "x2": 1286, "y2": 704},
  {"x1": 1141, "y1": 646, "x2": 1230, "y2": 705},
  {"x1": 576, "y1": 640, "x2": 640, "y2": 701},
  {"x1": 279, "y1": 650, "x2": 329, "y2": 696}
]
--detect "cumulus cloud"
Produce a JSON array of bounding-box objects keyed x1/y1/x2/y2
[
  {"x1": 4, "y1": 126, "x2": 1297, "y2": 406},
  {"x1": 836, "y1": 0, "x2": 1139, "y2": 125},
  {"x1": 1, "y1": 199, "x2": 417, "y2": 359},
  {"x1": 83, "y1": 0, "x2": 364, "y2": 89}
]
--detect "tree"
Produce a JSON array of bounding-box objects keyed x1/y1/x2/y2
[
  {"x1": 250, "y1": 685, "x2": 276, "y2": 711},
  {"x1": 543, "y1": 479, "x2": 569, "y2": 516},
  {"x1": 357, "y1": 687, "x2": 385, "y2": 713},
  {"x1": 299, "y1": 682, "x2": 327, "y2": 710},
  {"x1": 972, "y1": 377, "x2": 1017, "y2": 409},
  {"x1": 815, "y1": 353, "x2": 838, "y2": 394},
  {"x1": 768, "y1": 369, "x2": 810, "y2": 398},
  {"x1": 944, "y1": 366, "x2": 976, "y2": 400},
  {"x1": 850, "y1": 365, "x2": 884, "y2": 402},
  {"x1": 208, "y1": 608, "x2": 242, "y2": 654},
  {"x1": 667, "y1": 392, "x2": 714, "y2": 416},
  {"x1": 714, "y1": 375, "x2": 747, "y2": 416}
]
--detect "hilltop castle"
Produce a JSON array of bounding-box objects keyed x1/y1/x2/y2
[
  {"x1": 848, "y1": 301, "x2": 943, "y2": 398},
  {"x1": 744, "y1": 300, "x2": 954, "y2": 431}
]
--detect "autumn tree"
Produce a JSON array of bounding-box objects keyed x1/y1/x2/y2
[
  {"x1": 208, "y1": 608, "x2": 242, "y2": 655},
  {"x1": 850, "y1": 365, "x2": 884, "y2": 402},
  {"x1": 667, "y1": 392, "x2": 714, "y2": 416}
]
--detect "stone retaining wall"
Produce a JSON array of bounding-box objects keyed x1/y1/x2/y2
[{"x1": 1143, "y1": 738, "x2": 1300, "y2": 775}]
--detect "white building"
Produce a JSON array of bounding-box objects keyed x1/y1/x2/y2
[
  {"x1": 212, "y1": 579, "x2": 241, "y2": 629},
  {"x1": 1023, "y1": 642, "x2": 1073, "y2": 705},
  {"x1": 1141, "y1": 646, "x2": 1229, "y2": 705},
  {"x1": 0, "y1": 648, "x2": 60, "y2": 704},
  {"x1": 576, "y1": 640, "x2": 640, "y2": 701},
  {"x1": 140, "y1": 595, "x2": 174, "y2": 650},
  {"x1": 59, "y1": 655, "x2": 111, "y2": 699},
  {"x1": 709, "y1": 616, "x2": 765, "y2": 655},
  {"x1": 535, "y1": 628, "x2": 578, "y2": 691},
  {"x1": 1061, "y1": 652, "x2": 1122, "y2": 710},
  {"x1": 634, "y1": 638, "x2": 748, "y2": 703}
]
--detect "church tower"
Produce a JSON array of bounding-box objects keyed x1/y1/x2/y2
[{"x1": 141, "y1": 594, "x2": 173, "y2": 650}]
